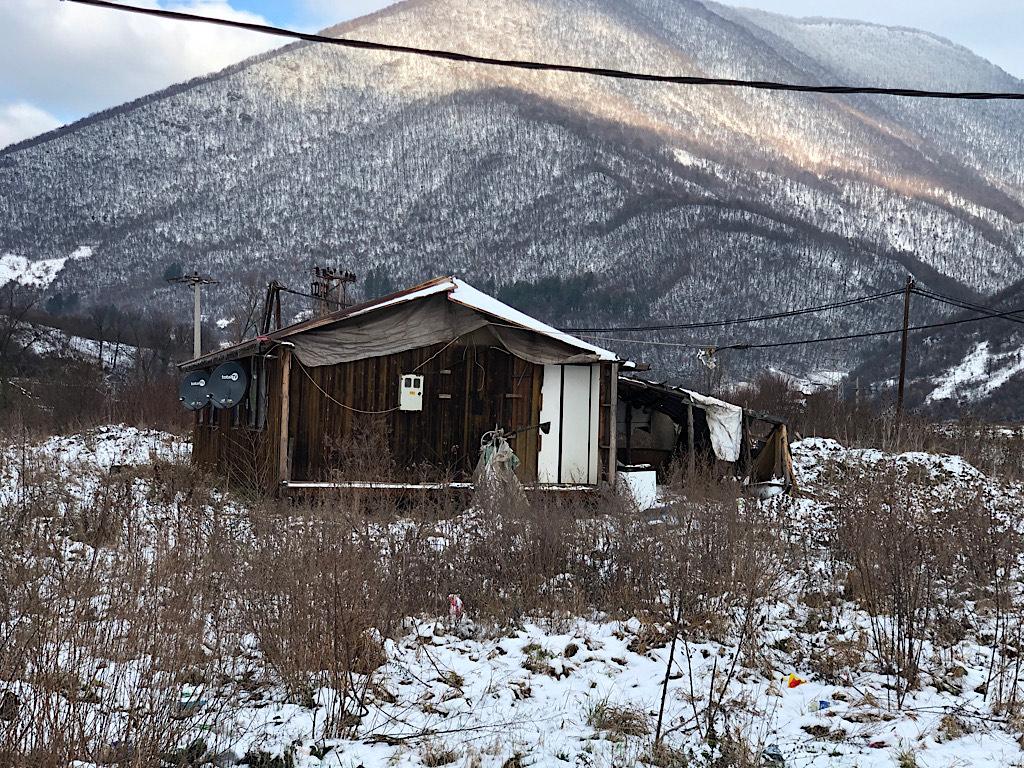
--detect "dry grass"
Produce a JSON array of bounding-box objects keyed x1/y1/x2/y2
[
  {"x1": 2, "y1": 405, "x2": 1022, "y2": 763},
  {"x1": 0, "y1": 434, "x2": 792, "y2": 764},
  {"x1": 586, "y1": 699, "x2": 650, "y2": 737},
  {"x1": 421, "y1": 742, "x2": 461, "y2": 767}
]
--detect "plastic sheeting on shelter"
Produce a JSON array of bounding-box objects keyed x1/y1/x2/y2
[{"x1": 681, "y1": 389, "x2": 743, "y2": 462}]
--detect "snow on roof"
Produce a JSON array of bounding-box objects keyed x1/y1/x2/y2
[
  {"x1": 446, "y1": 278, "x2": 621, "y2": 362},
  {"x1": 343, "y1": 275, "x2": 454, "y2": 320},
  {"x1": 180, "y1": 275, "x2": 627, "y2": 369},
  {"x1": 288, "y1": 275, "x2": 621, "y2": 361}
]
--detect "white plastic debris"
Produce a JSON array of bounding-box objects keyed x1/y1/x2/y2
[{"x1": 448, "y1": 593, "x2": 464, "y2": 623}]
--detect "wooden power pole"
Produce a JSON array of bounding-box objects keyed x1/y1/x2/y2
[
  {"x1": 260, "y1": 281, "x2": 284, "y2": 335},
  {"x1": 167, "y1": 272, "x2": 218, "y2": 358},
  {"x1": 310, "y1": 267, "x2": 357, "y2": 316},
  {"x1": 896, "y1": 275, "x2": 915, "y2": 416}
]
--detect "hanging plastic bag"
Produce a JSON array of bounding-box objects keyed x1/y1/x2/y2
[{"x1": 473, "y1": 428, "x2": 527, "y2": 508}]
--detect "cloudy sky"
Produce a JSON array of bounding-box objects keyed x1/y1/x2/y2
[{"x1": 2, "y1": 0, "x2": 1022, "y2": 148}]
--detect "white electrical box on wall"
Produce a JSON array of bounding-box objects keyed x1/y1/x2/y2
[{"x1": 399, "y1": 374, "x2": 424, "y2": 411}]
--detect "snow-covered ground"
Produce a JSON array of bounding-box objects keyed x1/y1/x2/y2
[
  {"x1": 765, "y1": 367, "x2": 846, "y2": 396},
  {"x1": 0, "y1": 425, "x2": 188, "y2": 508},
  {"x1": 3, "y1": 427, "x2": 1024, "y2": 767},
  {"x1": 2, "y1": 424, "x2": 187, "y2": 471}
]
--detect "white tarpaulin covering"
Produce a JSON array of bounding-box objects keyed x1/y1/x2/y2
[{"x1": 683, "y1": 389, "x2": 743, "y2": 462}]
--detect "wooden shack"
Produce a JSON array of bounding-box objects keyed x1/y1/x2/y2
[{"x1": 179, "y1": 277, "x2": 624, "y2": 494}]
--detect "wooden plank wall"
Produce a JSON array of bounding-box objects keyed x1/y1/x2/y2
[
  {"x1": 191, "y1": 342, "x2": 617, "y2": 489},
  {"x1": 190, "y1": 350, "x2": 285, "y2": 494},
  {"x1": 287, "y1": 340, "x2": 545, "y2": 484}
]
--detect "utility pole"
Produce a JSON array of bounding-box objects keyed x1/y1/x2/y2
[
  {"x1": 260, "y1": 281, "x2": 284, "y2": 335},
  {"x1": 896, "y1": 275, "x2": 915, "y2": 417},
  {"x1": 310, "y1": 267, "x2": 357, "y2": 316},
  {"x1": 167, "y1": 272, "x2": 218, "y2": 358}
]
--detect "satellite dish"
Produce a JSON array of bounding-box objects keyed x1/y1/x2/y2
[
  {"x1": 179, "y1": 371, "x2": 211, "y2": 411},
  {"x1": 209, "y1": 361, "x2": 248, "y2": 409}
]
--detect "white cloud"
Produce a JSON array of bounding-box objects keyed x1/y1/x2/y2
[
  {"x1": 297, "y1": 0, "x2": 396, "y2": 28},
  {"x1": 0, "y1": 0, "x2": 281, "y2": 120},
  {"x1": 0, "y1": 102, "x2": 62, "y2": 149}
]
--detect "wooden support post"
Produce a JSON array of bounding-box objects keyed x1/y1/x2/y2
[
  {"x1": 742, "y1": 415, "x2": 752, "y2": 472},
  {"x1": 278, "y1": 347, "x2": 292, "y2": 485},
  {"x1": 625, "y1": 399, "x2": 633, "y2": 466},
  {"x1": 686, "y1": 403, "x2": 695, "y2": 480},
  {"x1": 607, "y1": 363, "x2": 618, "y2": 487},
  {"x1": 780, "y1": 424, "x2": 798, "y2": 495},
  {"x1": 897, "y1": 276, "x2": 915, "y2": 417}
]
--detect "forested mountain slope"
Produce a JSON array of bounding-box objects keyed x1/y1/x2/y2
[{"x1": 1, "y1": 0, "x2": 1021, "y2": 393}]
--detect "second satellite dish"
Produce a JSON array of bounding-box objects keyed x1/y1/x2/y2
[
  {"x1": 179, "y1": 371, "x2": 211, "y2": 411},
  {"x1": 209, "y1": 361, "x2": 248, "y2": 409}
]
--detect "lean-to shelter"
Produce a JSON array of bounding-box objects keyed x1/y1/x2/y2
[{"x1": 616, "y1": 377, "x2": 797, "y2": 496}]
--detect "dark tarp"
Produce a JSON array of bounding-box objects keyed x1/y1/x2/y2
[
  {"x1": 289, "y1": 294, "x2": 606, "y2": 368},
  {"x1": 749, "y1": 424, "x2": 798, "y2": 490}
]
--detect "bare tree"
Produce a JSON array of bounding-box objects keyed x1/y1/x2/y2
[
  {"x1": 0, "y1": 284, "x2": 41, "y2": 405},
  {"x1": 224, "y1": 276, "x2": 267, "y2": 344},
  {"x1": 87, "y1": 303, "x2": 118, "y2": 367}
]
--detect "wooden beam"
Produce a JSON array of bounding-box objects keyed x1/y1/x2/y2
[
  {"x1": 780, "y1": 424, "x2": 799, "y2": 496},
  {"x1": 607, "y1": 362, "x2": 618, "y2": 487},
  {"x1": 278, "y1": 347, "x2": 292, "y2": 484},
  {"x1": 742, "y1": 415, "x2": 752, "y2": 472},
  {"x1": 282, "y1": 480, "x2": 599, "y2": 493},
  {"x1": 686, "y1": 403, "x2": 695, "y2": 480}
]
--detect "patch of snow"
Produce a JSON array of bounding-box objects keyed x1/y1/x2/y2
[
  {"x1": 0, "y1": 245, "x2": 92, "y2": 289},
  {"x1": 13, "y1": 425, "x2": 188, "y2": 470},
  {"x1": 0, "y1": 425, "x2": 189, "y2": 509},
  {"x1": 792, "y1": 436, "x2": 986, "y2": 487},
  {"x1": 927, "y1": 341, "x2": 1024, "y2": 404},
  {"x1": 767, "y1": 366, "x2": 846, "y2": 395},
  {"x1": 93, "y1": 612, "x2": 1024, "y2": 768},
  {"x1": 21, "y1": 322, "x2": 138, "y2": 371},
  {"x1": 672, "y1": 148, "x2": 704, "y2": 167}
]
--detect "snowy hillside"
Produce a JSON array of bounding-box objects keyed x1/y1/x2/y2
[
  {"x1": 1, "y1": 0, "x2": 1022, "y2": 385},
  {"x1": 847, "y1": 275, "x2": 1024, "y2": 418},
  {"x1": 3, "y1": 425, "x2": 1024, "y2": 766},
  {"x1": 0, "y1": 246, "x2": 92, "y2": 289}
]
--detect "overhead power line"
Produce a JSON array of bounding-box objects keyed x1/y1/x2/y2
[
  {"x1": 580, "y1": 301, "x2": 1024, "y2": 352},
  {"x1": 720, "y1": 301, "x2": 1024, "y2": 350},
  {"x1": 278, "y1": 284, "x2": 346, "y2": 308},
  {"x1": 565, "y1": 288, "x2": 903, "y2": 333},
  {"x1": 912, "y1": 287, "x2": 1024, "y2": 326},
  {"x1": 67, "y1": 0, "x2": 1024, "y2": 101}
]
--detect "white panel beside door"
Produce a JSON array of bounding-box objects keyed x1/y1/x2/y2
[
  {"x1": 588, "y1": 363, "x2": 601, "y2": 485},
  {"x1": 537, "y1": 364, "x2": 562, "y2": 484},
  {"x1": 537, "y1": 364, "x2": 601, "y2": 485},
  {"x1": 559, "y1": 365, "x2": 593, "y2": 484}
]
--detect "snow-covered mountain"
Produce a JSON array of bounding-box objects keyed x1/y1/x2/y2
[{"x1": 2, "y1": 0, "x2": 1022, "y2": 394}]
